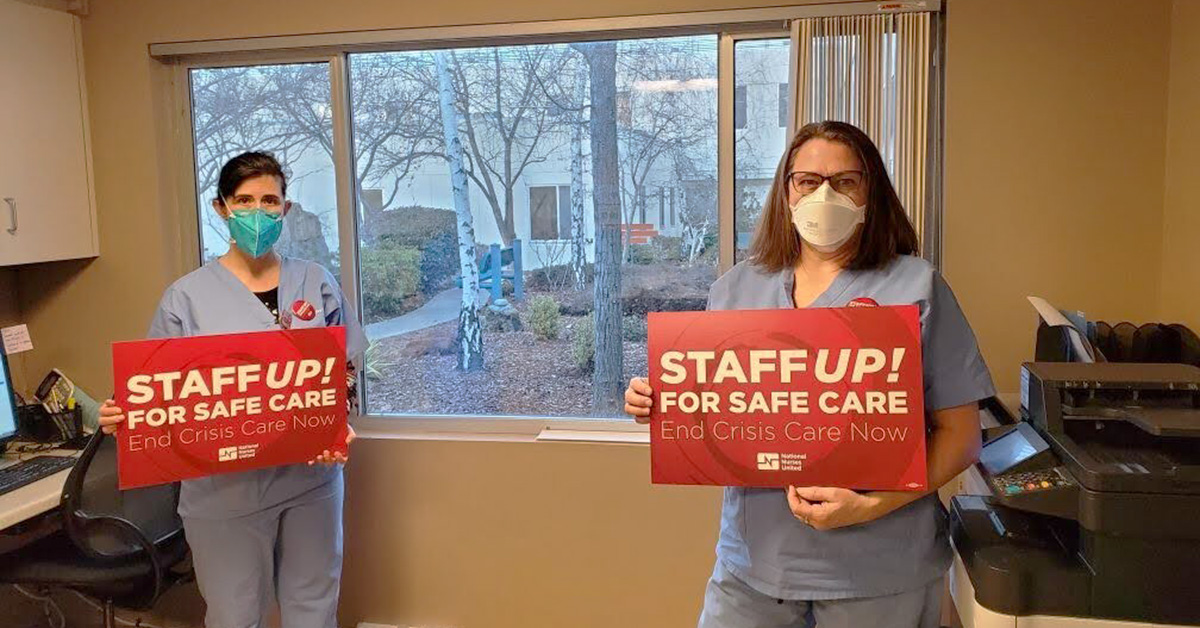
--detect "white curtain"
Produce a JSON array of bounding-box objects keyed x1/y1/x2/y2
[{"x1": 789, "y1": 12, "x2": 934, "y2": 244}]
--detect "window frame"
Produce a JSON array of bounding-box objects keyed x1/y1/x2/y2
[{"x1": 163, "y1": 2, "x2": 943, "y2": 442}]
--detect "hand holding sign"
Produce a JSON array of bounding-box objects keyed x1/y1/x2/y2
[
  {"x1": 624, "y1": 377, "x2": 654, "y2": 423},
  {"x1": 787, "y1": 485, "x2": 885, "y2": 530}
]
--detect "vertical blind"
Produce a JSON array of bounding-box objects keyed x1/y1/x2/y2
[{"x1": 789, "y1": 12, "x2": 934, "y2": 245}]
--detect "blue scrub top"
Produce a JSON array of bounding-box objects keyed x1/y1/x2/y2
[
  {"x1": 147, "y1": 257, "x2": 369, "y2": 520},
  {"x1": 708, "y1": 254, "x2": 995, "y2": 600}
]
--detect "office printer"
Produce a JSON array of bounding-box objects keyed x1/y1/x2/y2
[{"x1": 950, "y1": 362, "x2": 1200, "y2": 624}]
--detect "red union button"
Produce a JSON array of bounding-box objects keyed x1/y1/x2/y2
[
  {"x1": 847, "y1": 297, "x2": 879, "y2": 308},
  {"x1": 291, "y1": 300, "x2": 317, "y2": 321}
]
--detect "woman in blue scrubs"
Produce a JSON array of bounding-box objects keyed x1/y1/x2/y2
[
  {"x1": 97, "y1": 151, "x2": 367, "y2": 628},
  {"x1": 625, "y1": 121, "x2": 994, "y2": 628}
]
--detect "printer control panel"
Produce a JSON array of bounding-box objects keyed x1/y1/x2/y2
[{"x1": 992, "y1": 467, "x2": 1075, "y2": 496}]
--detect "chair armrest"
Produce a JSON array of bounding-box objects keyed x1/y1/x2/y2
[{"x1": 68, "y1": 514, "x2": 165, "y2": 602}]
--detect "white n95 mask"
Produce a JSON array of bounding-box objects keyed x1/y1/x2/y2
[{"x1": 789, "y1": 182, "x2": 866, "y2": 252}]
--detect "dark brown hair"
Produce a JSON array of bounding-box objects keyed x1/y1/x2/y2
[
  {"x1": 215, "y1": 151, "x2": 288, "y2": 202},
  {"x1": 747, "y1": 120, "x2": 918, "y2": 272}
]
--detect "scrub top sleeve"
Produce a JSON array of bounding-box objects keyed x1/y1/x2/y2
[
  {"x1": 147, "y1": 287, "x2": 186, "y2": 339},
  {"x1": 321, "y1": 269, "x2": 368, "y2": 364},
  {"x1": 921, "y1": 272, "x2": 996, "y2": 411}
]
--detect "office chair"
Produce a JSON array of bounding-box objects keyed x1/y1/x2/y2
[{"x1": 0, "y1": 432, "x2": 191, "y2": 628}]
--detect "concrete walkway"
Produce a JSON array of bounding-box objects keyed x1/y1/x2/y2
[{"x1": 365, "y1": 287, "x2": 490, "y2": 341}]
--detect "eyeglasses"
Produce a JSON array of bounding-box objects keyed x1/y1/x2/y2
[
  {"x1": 225, "y1": 194, "x2": 284, "y2": 211},
  {"x1": 786, "y1": 170, "x2": 865, "y2": 196}
]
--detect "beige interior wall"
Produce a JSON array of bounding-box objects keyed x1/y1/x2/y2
[
  {"x1": 1, "y1": 0, "x2": 1193, "y2": 625},
  {"x1": 943, "y1": 0, "x2": 1172, "y2": 392},
  {"x1": 0, "y1": 269, "x2": 30, "y2": 394},
  {"x1": 1161, "y1": 0, "x2": 1200, "y2": 332},
  {"x1": 341, "y1": 438, "x2": 722, "y2": 627}
]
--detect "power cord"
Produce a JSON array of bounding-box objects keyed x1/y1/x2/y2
[
  {"x1": 12, "y1": 585, "x2": 65, "y2": 628},
  {"x1": 9, "y1": 585, "x2": 166, "y2": 628},
  {"x1": 13, "y1": 442, "x2": 60, "y2": 459},
  {"x1": 71, "y1": 590, "x2": 166, "y2": 628}
]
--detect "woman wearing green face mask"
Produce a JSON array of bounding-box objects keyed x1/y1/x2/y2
[{"x1": 97, "y1": 152, "x2": 368, "y2": 628}]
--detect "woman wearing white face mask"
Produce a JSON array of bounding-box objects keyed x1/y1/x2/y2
[{"x1": 625, "y1": 121, "x2": 994, "y2": 628}]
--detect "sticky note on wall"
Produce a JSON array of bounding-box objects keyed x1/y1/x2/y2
[{"x1": 2, "y1": 324, "x2": 33, "y2": 355}]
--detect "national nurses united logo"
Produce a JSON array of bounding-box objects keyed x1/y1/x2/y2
[
  {"x1": 757, "y1": 452, "x2": 807, "y2": 471},
  {"x1": 756, "y1": 452, "x2": 807, "y2": 471},
  {"x1": 217, "y1": 444, "x2": 260, "y2": 463},
  {"x1": 757, "y1": 453, "x2": 781, "y2": 471}
]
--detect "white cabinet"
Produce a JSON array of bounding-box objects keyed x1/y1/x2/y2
[{"x1": 0, "y1": 0, "x2": 98, "y2": 266}]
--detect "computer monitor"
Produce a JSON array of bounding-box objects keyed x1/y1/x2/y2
[{"x1": 0, "y1": 347, "x2": 19, "y2": 447}]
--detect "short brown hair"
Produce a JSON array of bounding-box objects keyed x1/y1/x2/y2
[
  {"x1": 747, "y1": 121, "x2": 918, "y2": 272},
  {"x1": 215, "y1": 151, "x2": 288, "y2": 202}
]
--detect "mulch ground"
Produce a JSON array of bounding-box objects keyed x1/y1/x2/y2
[
  {"x1": 367, "y1": 315, "x2": 649, "y2": 417},
  {"x1": 364, "y1": 262, "x2": 716, "y2": 417}
]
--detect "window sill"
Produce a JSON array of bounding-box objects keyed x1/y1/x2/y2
[{"x1": 351, "y1": 414, "x2": 649, "y2": 445}]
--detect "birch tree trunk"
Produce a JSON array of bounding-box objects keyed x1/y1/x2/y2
[
  {"x1": 570, "y1": 70, "x2": 588, "y2": 291},
  {"x1": 436, "y1": 51, "x2": 484, "y2": 372}
]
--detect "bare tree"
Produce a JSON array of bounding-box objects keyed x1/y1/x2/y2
[
  {"x1": 573, "y1": 41, "x2": 624, "y2": 416},
  {"x1": 531, "y1": 53, "x2": 591, "y2": 290},
  {"x1": 569, "y1": 70, "x2": 589, "y2": 290},
  {"x1": 610, "y1": 40, "x2": 717, "y2": 261},
  {"x1": 348, "y1": 54, "x2": 444, "y2": 241},
  {"x1": 436, "y1": 52, "x2": 484, "y2": 372},
  {"x1": 445, "y1": 47, "x2": 567, "y2": 246}
]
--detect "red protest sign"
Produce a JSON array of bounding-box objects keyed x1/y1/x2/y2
[
  {"x1": 647, "y1": 306, "x2": 926, "y2": 491},
  {"x1": 112, "y1": 327, "x2": 348, "y2": 489}
]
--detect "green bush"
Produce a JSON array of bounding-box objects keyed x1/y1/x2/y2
[
  {"x1": 627, "y1": 243, "x2": 656, "y2": 265},
  {"x1": 700, "y1": 231, "x2": 719, "y2": 263},
  {"x1": 373, "y1": 206, "x2": 456, "y2": 247},
  {"x1": 622, "y1": 315, "x2": 648, "y2": 342},
  {"x1": 363, "y1": 342, "x2": 393, "y2": 381},
  {"x1": 528, "y1": 295, "x2": 562, "y2": 340},
  {"x1": 373, "y1": 207, "x2": 459, "y2": 298},
  {"x1": 526, "y1": 262, "x2": 593, "y2": 291},
  {"x1": 651, "y1": 236, "x2": 683, "y2": 263},
  {"x1": 359, "y1": 243, "x2": 421, "y2": 321},
  {"x1": 572, "y1": 314, "x2": 595, "y2": 374},
  {"x1": 418, "y1": 230, "x2": 459, "y2": 296}
]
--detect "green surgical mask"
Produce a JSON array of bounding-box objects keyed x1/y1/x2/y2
[{"x1": 227, "y1": 208, "x2": 283, "y2": 258}]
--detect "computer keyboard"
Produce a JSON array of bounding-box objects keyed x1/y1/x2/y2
[{"x1": 0, "y1": 456, "x2": 76, "y2": 495}]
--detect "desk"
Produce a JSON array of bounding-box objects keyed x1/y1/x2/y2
[{"x1": 0, "y1": 447, "x2": 80, "y2": 531}]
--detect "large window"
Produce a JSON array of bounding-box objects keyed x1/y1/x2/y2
[
  {"x1": 189, "y1": 63, "x2": 341, "y2": 268},
  {"x1": 176, "y1": 7, "x2": 942, "y2": 426},
  {"x1": 347, "y1": 37, "x2": 717, "y2": 418}
]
